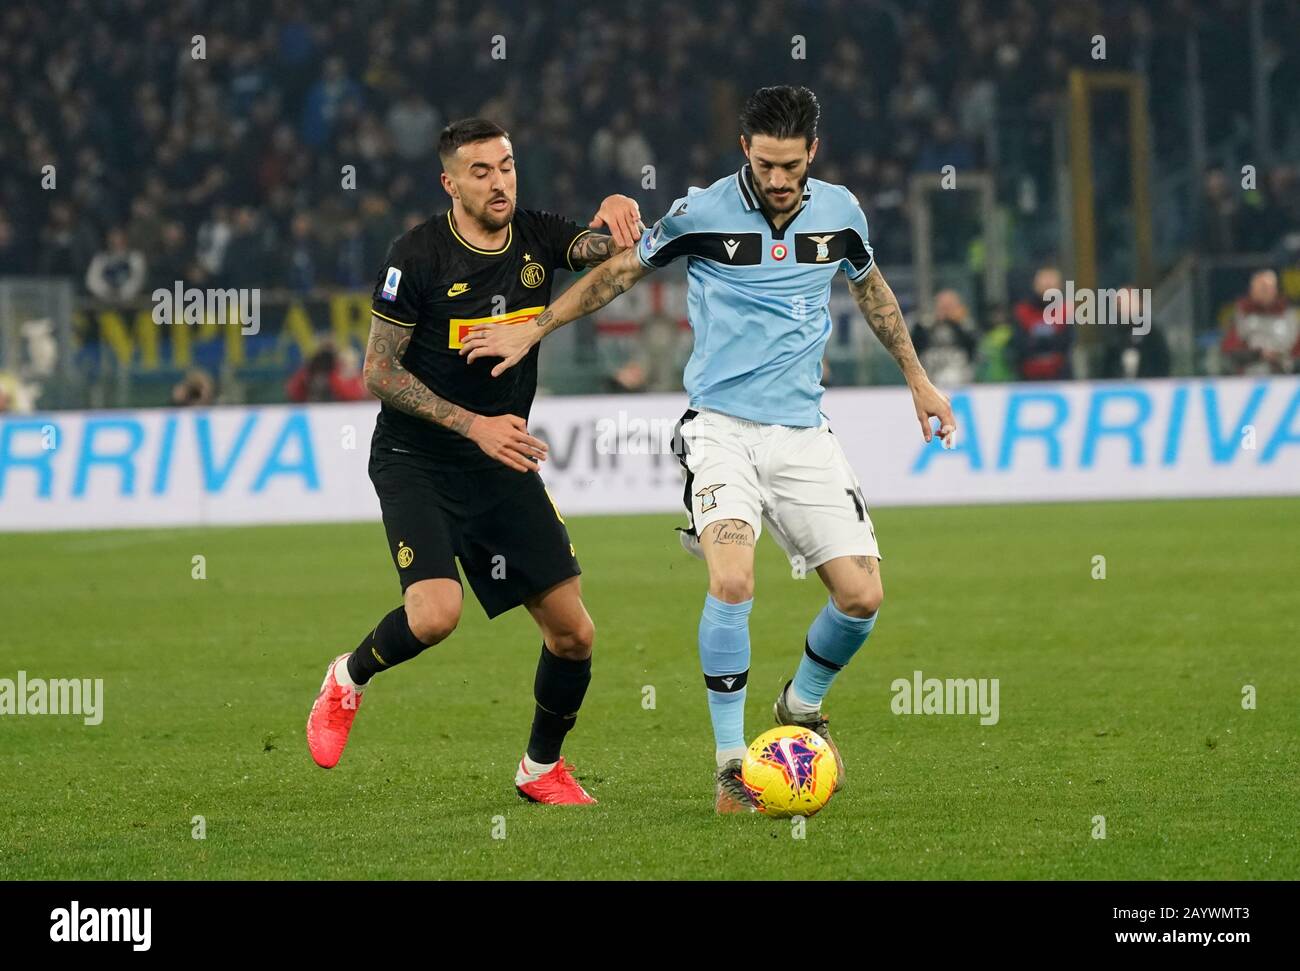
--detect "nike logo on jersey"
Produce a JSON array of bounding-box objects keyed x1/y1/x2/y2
[{"x1": 446, "y1": 282, "x2": 470, "y2": 297}]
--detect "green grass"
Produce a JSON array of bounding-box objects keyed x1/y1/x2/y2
[{"x1": 1, "y1": 498, "x2": 1297, "y2": 880}]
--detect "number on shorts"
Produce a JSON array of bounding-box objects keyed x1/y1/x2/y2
[{"x1": 845, "y1": 486, "x2": 867, "y2": 522}]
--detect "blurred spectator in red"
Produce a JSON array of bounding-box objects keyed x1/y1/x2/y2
[
  {"x1": 286, "y1": 338, "x2": 367, "y2": 402},
  {"x1": 85, "y1": 227, "x2": 146, "y2": 301},
  {"x1": 1100, "y1": 286, "x2": 1171, "y2": 378},
  {"x1": 1011, "y1": 266, "x2": 1073, "y2": 380},
  {"x1": 911, "y1": 289, "x2": 978, "y2": 387},
  {"x1": 1221, "y1": 269, "x2": 1300, "y2": 374}
]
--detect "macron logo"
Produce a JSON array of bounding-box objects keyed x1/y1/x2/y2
[
  {"x1": 721, "y1": 676, "x2": 738, "y2": 689},
  {"x1": 50, "y1": 901, "x2": 151, "y2": 951},
  {"x1": 723, "y1": 239, "x2": 740, "y2": 260}
]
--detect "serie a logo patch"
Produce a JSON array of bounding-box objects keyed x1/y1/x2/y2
[{"x1": 381, "y1": 267, "x2": 402, "y2": 301}]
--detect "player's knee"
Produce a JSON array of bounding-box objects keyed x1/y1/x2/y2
[
  {"x1": 406, "y1": 606, "x2": 459, "y2": 646},
  {"x1": 835, "y1": 584, "x2": 883, "y2": 619},
  {"x1": 710, "y1": 572, "x2": 754, "y2": 604},
  {"x1": 404, "y1": 590, "x2": 461, "y2": 645},
  {"x1": 547, "y1": 615, "x2": 595, "y2": 660}
]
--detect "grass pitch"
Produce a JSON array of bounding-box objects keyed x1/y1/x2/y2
[{"x1": 1, "y1": 498, "x2": 1296, "y2": 880}]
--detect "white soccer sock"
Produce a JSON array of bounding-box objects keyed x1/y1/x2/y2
[
  {"x1": 784, "y1": 682, "x2": 819, "y2": 717},
  {"x1": 715, "y1": 746, "x2": 747, "y2": 768},
  {"x1": 518, "y1": 754, "x2": 557, "y2": 781},
  {"x1": 333, "y1": 656, "x2": 365, "y2": 692}
]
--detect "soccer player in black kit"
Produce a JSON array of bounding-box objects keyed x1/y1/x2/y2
[{"x1": 306, "y1": 119, "x2": 642, "y2": 804}]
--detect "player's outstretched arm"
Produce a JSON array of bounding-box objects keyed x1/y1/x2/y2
[
  {"x1": 578, "y1": 194, "x2": 645, "y2": 259},
  {"x1": 850, "y1": 265, "x2": 958, "y2": 445},
  {"x1": 363, "y1": 315, "x2": 547, "y2": 473},
  {"x1": 460, "y1": 247, "x2": 653, "y2": 377}
]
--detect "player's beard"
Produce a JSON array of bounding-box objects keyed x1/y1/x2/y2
[
  {"x1": 757, "y1": 175, "x2": 805, "y2": 215},
  {"x1": 468, "y1": 193, "x2": 515, "y2": 232}
]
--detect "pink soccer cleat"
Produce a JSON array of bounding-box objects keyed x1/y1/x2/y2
[
  {"x1": 515, "y1": 758, "x2": 597, "y2": 805},
  {"x1": 306, "y1": 653, "x2": 364, "y2": 768}
]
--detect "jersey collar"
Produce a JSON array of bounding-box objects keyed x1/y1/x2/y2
[
  {"x1": 735, "y1": 164, "x2": 814, "y2": 212},
  {"x1": 447, "y1": 209, "x2": 513, "y2": 256},
  {"x1": 736, "y1": 164, "x2": 813, "y2": 239}
]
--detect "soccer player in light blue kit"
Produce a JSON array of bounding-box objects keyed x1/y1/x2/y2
[{"x1": 462, "y1": 86, "x2": 957, "y2": 813}]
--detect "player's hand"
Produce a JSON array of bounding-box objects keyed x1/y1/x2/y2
[
  {"x1": 460, "y1": 322, "x2": 539, "y2": 377},
  {"x1": 465, "y1": 414, "x2": 548, "y2": 473},
  {"x1": 590, "y1": 194, "x2": 644, "y2": 250},
  {"x1": 910, "y1": 378, "x2": 957, "y2": 448}
]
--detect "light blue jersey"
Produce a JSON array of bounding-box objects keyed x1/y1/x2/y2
[{"x1": 638, "y1": 164, "x2": 875, "y2": 426}]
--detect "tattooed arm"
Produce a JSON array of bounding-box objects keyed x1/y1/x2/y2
[
  {"x1": 569, "y1": 232, "x2": 622, "y2": 268},
  {"x1": 849, "y1": 265, "x2": 958, "y2": 444},
  {"x1": 577, "y1": 194, "x2": 644, "y2": 259},
  {"x1": 459, "y1": 247, "x2": 653, "y2": 376},
  {"x1": 363, "y1": 315, "x2": 548, "y2": 473}
]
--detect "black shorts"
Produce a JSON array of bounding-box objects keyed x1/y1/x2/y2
[{"x1": 368, "y1": 442, "x2": 580, "y2": 619}]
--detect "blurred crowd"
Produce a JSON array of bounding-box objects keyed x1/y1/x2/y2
[
  {"x1": 0, "y1": 0, "x2": 1298, "y2": 412},
  {"x1": 2, "y1": 0, "x2": 1299, "y2": 301}
]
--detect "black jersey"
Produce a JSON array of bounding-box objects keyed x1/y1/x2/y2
[{"x1": 369, "y1": 207, "x2": 591, "y2": 468}]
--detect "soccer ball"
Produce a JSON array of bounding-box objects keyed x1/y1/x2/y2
[{"x1": 741, "y1": 725, "x2": 839, "y2": 818}]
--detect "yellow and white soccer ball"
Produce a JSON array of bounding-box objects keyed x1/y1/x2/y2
[{"x1": 741, "y1": 725, "x2": 839, "y2": 818}]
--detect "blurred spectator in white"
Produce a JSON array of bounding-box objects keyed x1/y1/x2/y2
[
  {"x1": 1220, "y1": 269, "x2": 1299, "y2": 374},
  {"x1": 197, "y1": 204, "x2": 233, "y2": 276},
  {"x1": 85, "y1": 227, "x2": 146, "y2": 301},
  {"x1": 386, "y1": 88, "x2": 441, "y2": 161},
  {"x1": 911, "y1": 289, "x2": 978, "y2": 387},
  {"x1": 1100, "y1": 286, "x2": 1171, "y2": 378},
  {"x1": 590, "y1": 112, "x2": 653, "y2": 187}
]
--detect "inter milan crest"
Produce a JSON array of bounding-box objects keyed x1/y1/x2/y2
[{"x1": 521, "y1": 261, "x2": 545, "y2": 288}]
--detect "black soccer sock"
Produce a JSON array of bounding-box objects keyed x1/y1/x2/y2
[
  {"x1": 346, "y1": 605, "x2": 430, "y2": 686},
  {"x1": 526, "y1": 643, "x2": 592, "y2": 765}
]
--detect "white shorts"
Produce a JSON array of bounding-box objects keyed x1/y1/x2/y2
[{"x1": 673, "y1": 408, "x2": 881, "y2": 570}]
